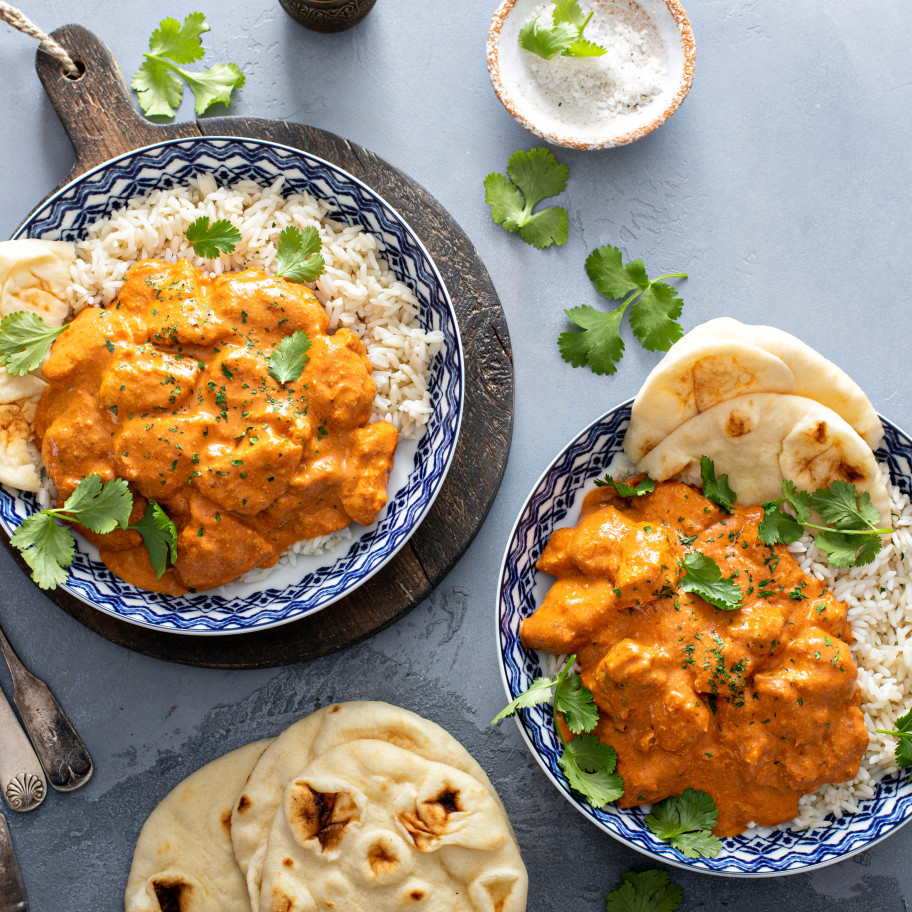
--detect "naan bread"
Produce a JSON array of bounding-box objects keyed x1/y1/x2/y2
[
  {"x1": 636, "y1": 393, "x2": 891, "y2": 525},
  {"x1": 625, "y1": 318, "x2": 883, "y2": 461},
  {"x1": 0, "y1": 239, "x2": 74, "y2": 327},
  {"x1": 231, "y1": 702, "x2": 508, "y2": 909},
  {"x1": 258, "y1": 740, "x2": 527, "y2": 912},
  {"x1": 0, "y1": 400, "x2": 42, "y2": 492},
  {"x1": 125, "y1": 739, "x2": 272, "y2": 912}
]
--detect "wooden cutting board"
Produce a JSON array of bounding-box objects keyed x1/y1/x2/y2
[{"x1": 4, "y1": 25, "x2": 513, "y2": 669}]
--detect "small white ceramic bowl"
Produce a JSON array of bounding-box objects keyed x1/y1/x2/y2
[{"x1": 488, "y1": 0, "x2": 696, "y2": 150}]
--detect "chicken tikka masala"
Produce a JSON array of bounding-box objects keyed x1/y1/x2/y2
[
  {"x1": 520, "y1": 479, "x2": 868, "y2": 835},
  {"x1": 34, "y1": 259, "x2": 397, "y2": 594}
]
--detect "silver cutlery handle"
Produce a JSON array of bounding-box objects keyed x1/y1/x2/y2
[
  {"x1": 0, "y1": 690, "x2": 44, "y2": 813},
  {"x1": 10, "y1": 672, "x2": 93, "y2": 792},
  {"x1": 0, "y1": 630, "x2": 92, "y2": 792},
  {"x1": 0, "y1": 812, "x2": 28, "y2": 912}
]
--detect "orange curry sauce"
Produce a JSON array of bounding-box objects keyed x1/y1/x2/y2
[
  {"x1": 35, "y1": 259, "x2": 397, "y2": 594},
  {"x1": 520, "y1": 480, "x2": 868, "y2": 835}
]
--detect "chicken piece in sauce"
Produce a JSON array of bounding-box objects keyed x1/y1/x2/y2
[
  {"x1": 35, "y1": 260, "x2": 398, "y2": 594},
  {"x1": 520, "y1": 480, "x2": 868, "y2": 836}
]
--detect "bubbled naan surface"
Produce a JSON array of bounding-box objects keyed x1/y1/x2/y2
[
  {"x1": 0, "y1": 239, "x2": 74, "y2": 327},
  {"x1": 625, "y1": 317, "x2": 883, "y2": 462},
  {"x1": 258, "y1": 740, "x2": 527, "y2": 912},
  {"x1": 637, "y1": 393, "x2": 891, "y2": 525}
]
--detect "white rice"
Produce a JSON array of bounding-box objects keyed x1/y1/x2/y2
[
  {"x1": 534, "y1": 460, "x2": 909, "y2": 833},
  {"x1": 59, "y1": 174, "x2": 444, "y2": 561}
]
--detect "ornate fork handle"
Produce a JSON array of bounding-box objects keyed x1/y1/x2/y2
[
  {"x1": 0, "y1": 626, "x2": 92, "y2": 792},
  {"x1": 0, "y1": 684, "x2": 44, "y2": 813},
  {"x1": 0, "y1": 812, "x2": 28, "y2": 911}
]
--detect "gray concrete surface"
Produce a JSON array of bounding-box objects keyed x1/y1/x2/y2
[{"x1": 1, "y1": 1, "x2": 911, "y2": 908}]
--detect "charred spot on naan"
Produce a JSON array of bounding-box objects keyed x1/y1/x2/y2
[
  {"x1": 286, "y1": 782, "x2": 360, "y2": 852},
  {"x1": 152, "y1": 879, "x2": 191, "y2": 912}
]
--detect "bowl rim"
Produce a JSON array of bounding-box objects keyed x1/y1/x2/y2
[
  {"x1": 487, "y1": 0, "x2": 697, "y2": 150},
  {"x1": 10, "y1": 134, "x2": 465, "y2": 635},
  {"x1": 495, "y1": 397, "x2": 912, "y2": 876}
]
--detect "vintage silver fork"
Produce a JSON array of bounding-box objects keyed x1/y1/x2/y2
[{"x1": 0, "y1": 811, "x2": 28, "y2": 911}]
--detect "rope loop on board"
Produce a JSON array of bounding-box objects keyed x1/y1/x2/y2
[{"x1": 0, "y1": 2, "x2": 80, "y2": 77}]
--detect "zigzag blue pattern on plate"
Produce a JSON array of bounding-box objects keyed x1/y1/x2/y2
[
  {"x1": 6, "y1": 138, "x2": 463, "y2": 632},
  {"x1": 498, "y1": 401, "x2": 912, "y2": 875}
]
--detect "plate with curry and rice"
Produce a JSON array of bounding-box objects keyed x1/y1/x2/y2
[
  {"x1": 496, "y1": 318, "x2": 912, "y2": 874},
  {"x1": 0, "y1": 137, "x2": 463, "y2": 633}
]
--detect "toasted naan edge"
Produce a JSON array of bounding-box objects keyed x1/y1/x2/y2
[
  {"x1": 257, "y1": 740, "x2": 527, "y2": 912},
  {"x1": 0, "y1": 401, "x2": 42, "y2": 493},
  {"x1": 125, "y1": 739, "x2": 273, "y2": 912},
  {"x1": 231, "y1": 702, "x2": 510, "y2": 911},
  {"x1": 624, "y1": 318, "x2": 883, "y2": 461},
  {"x1": 636, "y1": 393, "x2": 891, "y2": 526},
  {"x1": 0, "y1": 239, "x2": 74, "y2": 327}
]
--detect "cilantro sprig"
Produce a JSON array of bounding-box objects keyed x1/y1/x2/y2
[
  {"x1": 131, "y1": 12, "x2": 245, "y2": 119},
  {"x1": 759, "y1": 479, "x2": 892, "y2": 569},
  {"x1": 700, "y1": 456, "x2": 736, "y2": 513},
  {"x1": 268, "y1": 330, "x2": 311, "y2": 385},
  {"x1": 876, "y1": 707, "x2": 912, "y2": 778},
  {"x1": 275, "y1": 226, "x2": 325, "y2": 283},
  {"x1": 131, "y1": 502, "x2": 178, "y2": 579},
  {"x1": 605, "y1": 869, "x2": 682, "y2": 912},
  {"x1": 645, "y1": 788, "x2": 723, "y2": 858},
  {"x1": 492, "y1": 655, "x2": 623, "y2": 808},
  {"x1": 484, "y1": 148, "x2": 569, "y2": 249},
  {"x1": 519, "y1": 1, "x2": 607, "y2": 60},
  {"x1": 0, "y1": 312, "x2": 68, "y2": 376},
  {"x1": 678, "y1": 551, "x2": 744, "y2": 611},
  {"x1": 594, "y1": 474, "x2": 655, "y2": 497},
  {"x1": 186, "y1": 216, "x2": 241, "y2": 258},
  {"x1": 559, "y1": 245, "x2": 687, "y2": 375},
  {"x1": 10, "y1": 476, "x2": 177, "y2": 588}
]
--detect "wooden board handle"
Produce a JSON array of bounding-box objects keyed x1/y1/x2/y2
[{"x1": 35, "y1": 25, "x2": 194, "y2": 179}]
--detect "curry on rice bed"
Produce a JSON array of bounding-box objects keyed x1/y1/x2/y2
[
  {"x1": 34, "y1": 258, "x2": 397, "y2": 594},
  {"x1": 520, "y1": 479, "x2": 869, "y2": 836}
]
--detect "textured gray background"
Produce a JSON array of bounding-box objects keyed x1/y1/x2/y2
[{"x1": 1, "y1": 0, "x2": 911, "y2": 908}]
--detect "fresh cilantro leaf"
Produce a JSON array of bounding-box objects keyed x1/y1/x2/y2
[
  {"x1": 181, "y1": 62, "x2": 246, "y2": 116},
  {"x1": 0, "y1": 312, "x2": 68, "y2": 376},
  {"x1": 130, "y1": 502, "x2": 178, "y2": 579},
  {"x1": 876, "y1": 707, "x2": 912, "y2": 774},
  {"x1": 186, "y1": 216, "x2": 242, "y2": 258},
  {"x1": 554, "y1": 672, "x2": 599, "y2": 734},
  {"x1": 10, "y1": 513, "x2": 74, "y2": 590},
  {"x1": 9, "y1": 475, "x2": 132, "y2": 590},
  {"x1": 813, "y1": 530, "x2": 864, "y2": 569},
  {"x1": 758, "y1": 501, "x2": 804, "y2": 546},
  {"x1": 645, "y1": 788, "x2": 722, "y2": 859},
  {"x1": 268, "y1": 330, "x2": 311, "y2": 385},
  {"x1": 59, "y1": 476, "x2": 132, "y2": 534},
  {"x1": 275, "y1": 226, "x2": 325, "y2": 283},
  {"x1": 148, "y1": 11, "x2": 208, "y2": 63},
  {"x1": 628, "y1": 281, "x2": 684, "y2": 352},
  {"x1": 561, "y1": 245, "x2": 687, "y2": 375},
  {"x1": 559, "y1": 305, "x2": 625, "y2": 375},
  {"x1": 552, "y1": 0, "x2": 586, "y2": 27},
  {"x1": 518, "y1": 1, "x2": 606, "y2": 59},
  {"x1": 594, "y1": 474, "x2": 655, "y2": 497},
  {"x1": 700, "y1": 456, "x2": 736, "y2": 513},
  {"x1": 491, "y1": 673, "x2": 562, "y2": 724},
  {"x1": 485, "y1": 149, "x2": 569, "y2": 249},
  {"x1": 131, "y1": 12, "x2": 245, "y2": 119},
  {"x1": 811, "y1": 479, "x2": 881, "y2": 530},
  {"x1": 760, "y1": 478, "x2": 891, "y2": 568},
  {"x1": 518, "y1": 17, "x2": 577, "y2": 59},
  {"x1": 678, "y1": 551, "x2": 743, "y2": 611},
  {"x1": 560, "y1": 733, "x2": 624, "y2": 807},
  {"x1": 604, "y1": 869, "x2": 682, "y2": 912}
]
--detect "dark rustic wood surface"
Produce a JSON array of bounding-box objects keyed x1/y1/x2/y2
[{"x1": 6, "y1": 24, "x2": 513, "y2": 669}]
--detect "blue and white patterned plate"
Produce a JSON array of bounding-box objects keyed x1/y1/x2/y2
[
  {"x1": 497, "y1": 400, "x2": 912, "y2": 875},
  {"x1": 4, "y1": 137, "x2": 463, "y2": 634}
]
